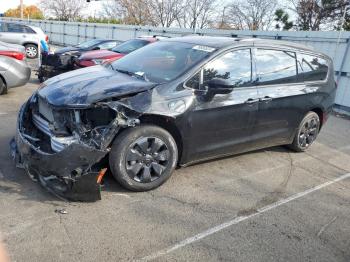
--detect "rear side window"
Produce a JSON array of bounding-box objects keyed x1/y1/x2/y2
[
  {"x1": 297, "y1": 54, "x2": 328, "y2": 81},
  {"x1": 7, "y1": 23, "x2": 25, "y2": 33},
  {"x1": 255, "y1": 49, "x2": 297, "y2": 85},
  {"x1": 203, "y1": 49, "x2": 252, "y2": 88}
]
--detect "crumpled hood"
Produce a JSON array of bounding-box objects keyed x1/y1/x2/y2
[
  {"x1": 38, "y1": 65, "x2": 157, "y2": 107},
  {"x1": 79, "y1": 50, "x2": 122, "y2": 60}
]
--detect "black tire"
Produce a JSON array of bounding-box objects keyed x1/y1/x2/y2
[
  {"x1": 0, "y1": 77, "x2": 7, "y2": 95},
  {"x1": 288, "y1": 111, "x2": 320, "y2": 152},
  {"x1": 109, "y1": 125, "x2": 178, "y2": 191},
  {"x1": 25, "y1": 44, "x2": 38, "y2": 59}
]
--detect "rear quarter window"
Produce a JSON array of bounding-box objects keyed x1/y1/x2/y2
[
  {"x1": 7, "y1": 23, "x2": 26, "y2": 33},
  {"x1": 297, "y1": 53, "x2": 328, "y2": 82},
  {"x1": 24, "y1": 26, "x2": 36, "y2": 34}
]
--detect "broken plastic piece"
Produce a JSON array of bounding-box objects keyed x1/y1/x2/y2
[
  {"x1": 97, "y1": 168, "x2": 108, "y2": 184},
  {"x1": 55, "y1": 208, "x2": 68, "y2": 214}
]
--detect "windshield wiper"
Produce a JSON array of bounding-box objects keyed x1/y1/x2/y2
[
  {"x1": 114, "y1": 68, "x2": 149, "y2": 82},
  {"x1": 115, "y1": 68, "x2": 133, "y2": 76}
]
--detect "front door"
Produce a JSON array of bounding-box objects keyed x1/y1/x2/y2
[{"x1": 186, "y1": 48, "x2": 260, "y2": 162}]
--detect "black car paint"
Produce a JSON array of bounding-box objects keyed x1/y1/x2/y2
[{"x1": 12, "y1": 37, "x2": 336, "y2": 201}]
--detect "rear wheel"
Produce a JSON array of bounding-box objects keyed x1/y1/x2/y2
[
  {"x1": 289, "y1": 111, "x2": 320, "y2": 152},
  {"x1": 0, "y1": 77, "x2": 7, "y2": 95},
  {"x1": 25, "y1": 44, "x2": 38, "y2": 59},
  {"x1": 109, "y1": 125, "x2": 178, "y2": 191}
]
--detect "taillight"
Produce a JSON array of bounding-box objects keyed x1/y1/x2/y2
[
  {"x1": 45, "y1": 35, "x2": 49, "y2": 42},
  {"x1": 0, "y1": 51, "x2": 25, "y2": 60}
]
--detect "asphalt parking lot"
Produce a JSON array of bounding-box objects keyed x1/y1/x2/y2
[{"x1": 0, "y1": 62, "x2": 350, "y2": 262}]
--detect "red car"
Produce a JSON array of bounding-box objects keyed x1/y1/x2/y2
[{"x1": 75, "y1": 37, "x2": 158, "y2": 67}]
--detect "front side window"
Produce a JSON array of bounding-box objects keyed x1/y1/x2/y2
[
  {"x1": 297, "y1": 54, "x2": 328, "y2": 81},
  {"x1": 203, "y1": 49, "x2": 252, "y2": 88},
  {"x1": 186, "y1": 71, "x2": 200, "y2": 89},
  {"x1": 256, "y1": 49, "x2": 297, "y2": 85}
]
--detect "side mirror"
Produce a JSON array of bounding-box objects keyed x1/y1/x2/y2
[
  {"x1": 206, "y1": 78, "x2": 233, "y2": 95},
  {"x1": 93, "y1": 46, "x2": 100, "y2": 50}
]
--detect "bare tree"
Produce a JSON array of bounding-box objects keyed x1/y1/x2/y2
[
  {"x1": 39, "y1": 0, "x2": 87, "y2": 21},
  {"x1": 100, "y1": 0, "x2": 124, "y2": 20},
  {"x1": 176, "y1": 0, "x2": 218, "y2": 29},
  {"x1": 227, "y1": 0, "x2": 278, "y2": 30},
  {"x1": 148, "y1": 0, "x2": 186, "y2": 27},
  {"x1": 101, "y1": 0, "x2": 155, "y2": 26},
  {"x1": 288, "y1": 0, "x2": 348, "y2": 31}
]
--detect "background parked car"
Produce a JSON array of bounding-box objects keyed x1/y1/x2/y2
[
  {"x1": 75, "y1": 36, "x2": 160, "y2": 67},
  {"x1": 0, "y1": 41, "x2": 31, "y2": 95},
  {"x1": 0, "y1": 21, "x2": 49, "y2": 59},
  {"x1": 37, "y1": 39, "x2": 122, "y2": 82},
  {"x1": 54, "y1": 38, "x2": 122, "y2": 56}
]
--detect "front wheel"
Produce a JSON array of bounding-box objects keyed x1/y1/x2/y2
[
  {"x1": 109, "y1": 125, "x2": 178, "y2": 191},
  {"x1": 289, "y1": 111, "x2": 320, "y2": 152}
]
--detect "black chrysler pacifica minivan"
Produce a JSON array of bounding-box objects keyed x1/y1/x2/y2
[{"x1": 12, "y1": 36, "x2": 336, "y2": 201}]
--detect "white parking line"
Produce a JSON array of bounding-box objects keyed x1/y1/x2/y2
[{"x1": 140, "y1": 172, "x2": 350, "y2": 261}]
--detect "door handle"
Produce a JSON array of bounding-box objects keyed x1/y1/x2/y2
[
  {"x1": 245, "y1": 98, "x2": 259, "y2": 104},
  {"x1": 260, "y1": 96, "x2": 273, "y2": 102}
]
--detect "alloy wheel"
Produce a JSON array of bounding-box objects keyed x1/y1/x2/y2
[
  {"x1": 298, "y1": 117, "x2": 319, "y2": 149},
  {"x1": 26, "y1": 46, "x2": 37, "y2": 58},
  {"x1": 125, "y1": 137, "x2": 170, "y2": 183}
]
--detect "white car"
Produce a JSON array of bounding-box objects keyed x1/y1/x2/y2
[{"x1": 0, "y1": 21, "x2": 49, "y2": 59}]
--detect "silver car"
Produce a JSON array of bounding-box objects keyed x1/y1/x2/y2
[
  {"x1": 0, "y1": 41, "x2": 31, "y2": 95},
  {"x1": 0, "y1": 21, "x2": 48, "y2": 59}
]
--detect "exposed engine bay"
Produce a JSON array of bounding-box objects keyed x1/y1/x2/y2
[{"x1": 11, "y1": 92, "x2": 142, "y2": 201}]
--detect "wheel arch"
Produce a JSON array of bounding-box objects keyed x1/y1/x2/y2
[
  {"x1": 23, "y1": 42, "x2": 38, "y2": 47},
  {"x1": 310, "y1": 107, "x2": 324, "y2": 129},
  {"x1": 0, "y1": 73, "x2": 7, "y2": 86},
  {"x1": 138, "y1": 114, "x2": 184, "y2": 163}
]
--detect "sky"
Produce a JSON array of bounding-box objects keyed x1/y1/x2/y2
[{"x1": 0, "y1": 0, "x2": 103, "y2": 15}]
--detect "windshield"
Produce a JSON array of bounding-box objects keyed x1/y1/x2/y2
[
  {"x1": 111, "y1": 39, "x2": 149, "y2": 54},
  {"x1": 76, "y1": 39, "x2": 102, "y2": 48},
  {"x1": 111, "y1": 41, "x2": 214, "y2": 83}
]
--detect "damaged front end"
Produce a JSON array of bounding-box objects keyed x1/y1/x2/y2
[{"x1": 10, "y1": 92, "x2": 140, "y2": 201}]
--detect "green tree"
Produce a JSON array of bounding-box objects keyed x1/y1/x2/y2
[
  {"x1": 344, "y1": 16, "x2": 350, "y2": 30},
  {"x1": 274, "y1": 9, "x2": 293, "y2": 30},
  {"x1": 288, "y1": 0, "x2": 348, "y2": 31}
]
